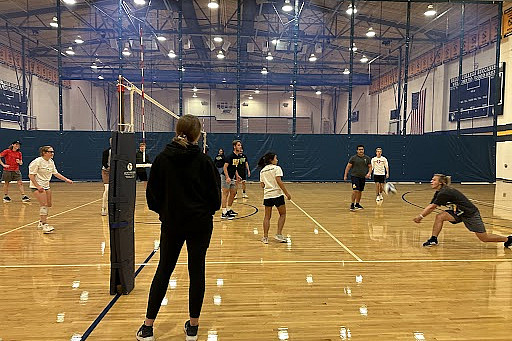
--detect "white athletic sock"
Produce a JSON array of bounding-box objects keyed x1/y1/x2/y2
[
  {"x1": 222, "y1": 208, "x2": 227, "y2": 214},
  {"x1": 227, "y1": 206, "x2": 231, "y2": 211}
]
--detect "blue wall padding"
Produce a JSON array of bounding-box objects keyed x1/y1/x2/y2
[{"x1": 0, "y1": 129, "x2": 495, "y2": 182}]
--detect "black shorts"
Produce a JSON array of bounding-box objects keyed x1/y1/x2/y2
[
  {"x1": 263, "y1": 195, "x2": 285, "y2": 207},
  {"x1": 373, "y1": 175, "x2": 386, "y2": 183},
  {"x1": 446, "y1": 210, "x2": 486, "y2": 233},
  {"x1": 136, "y1": 170, "x2": 148, "y2": 181},
  {"x1": 239, "y1": 171, "x2": 246, "y2": 181},
  {"x1": 351, "y1": 176, "x2": 366, "y2": 191}
]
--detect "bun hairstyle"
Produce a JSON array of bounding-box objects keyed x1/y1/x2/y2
[
  {"x1": 434, "y1": 173, "x2": 452, "y2": 187},
  {"x1": 258, "y1": 152, "x2": 277, "y2": 168},
  {"x1": 173, "y1": 114, "x2": 202, "y2": 147}
]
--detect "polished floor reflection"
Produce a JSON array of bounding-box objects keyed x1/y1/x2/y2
[{"x1": 1, "y1": 181, "x2": 511, "y2": 340}]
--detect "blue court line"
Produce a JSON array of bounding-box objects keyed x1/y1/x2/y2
[{"x1": 80, "y1": 249, "x2": 157, "y2": 340}]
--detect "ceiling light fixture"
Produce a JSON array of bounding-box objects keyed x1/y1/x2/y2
[
  {"x1": 50, "y1": 17, "x2": 58, "y2": 28},
  {"x1": 90, "y1": 62, "x2": 98, "y2": 69},
  {"x1": 424, "y1": 4, "x2": 436, "y2": 16},
  {"x1": 308, "y1": 53, "x2": 317, "y2": 62},
  {"x1": 122, "y1": 47, "x2": 131, "y2": 57},
  {"x1": 213, "y1": 36, "x2": 223, "y2": 43},
  {"x1": 282, "y1": 0, "x2": 293, "y2": 12},
  {"x1": 261, "y1": 67, "x2": 268, "y2": 75},
  {"x1": 315, "y1": 90, "x2": 322, "y2": 95},
  {"x1": 360, "y1": 55, "x2": 369, "y2": 63},
  {"x1": 134, "y1": 0, "x2": 146, "y2": 5},
  {"x1": 343, "y1": 68, "x2": 350, "y2": 75},
  {"x1": 192, "y1": 86, "x2": 198, "y2": 92},
  {"x1": 168, "y1": 50, "x2": 176, "y2": 59},
  {"x1": 65, "y1": 46, "x2": 75, "y2": 55},
  {"x1": 266, "y1": 52, "x2": 273, "y2": 61},
  {"x1": 63, "y1": 0, "x2": 76, "y2": 4},
  {"x1": 248, "y1": 95, "x2": 253, "y2": 100},
  {"x1": 271, "y1": 39, "x2": 279, "y2": 45},
  {"x1": 254, "y1": 89, "x2": 260, "y2": 94},
  {"x1": 157, "y1": 36, "x2": 166, "y2": 42},
  {"x1": 216, "y1": 50, "x2": 225, "y2": 59},
  {"x1": 366, "y1": 27, "x2": 376, "y2": 38},
  {"x1": 192, "y1": 93, "x2": 197, "y2": 98},
  {"x1": 208, "y1": 0, "x2": 219, "y2": 9},
  {"x1": 346, "y1": 4, "x2": 357, "y2": 15},
  {"x1": 74, "y1": 36, "x2": 84, "y2": 44},
  {"x1": 98, "y1": 75, "x2": 104, "y2": 80},
  {"x1": 350, "y1": 43, "x2": 357, "y2": 52}
]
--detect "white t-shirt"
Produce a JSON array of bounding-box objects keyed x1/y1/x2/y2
[
  {"x1": 29, "y1": 157, "x2": 58, "y2": 189},
  {"x1": 259, "y1": 164, "x2": 284, "y2": 199},
  {"x1": 371, "y1": 156, "x2": 388, "y2": 176}
]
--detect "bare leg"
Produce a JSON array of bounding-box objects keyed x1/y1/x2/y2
[
  {"x1": 3, "y1": 182, "x2": 9, "y2": 196},
  {"x1": 17, "y1": 180, "x2": 26, "y2": 196},
  {"x1": 355, "y1": 191, "x2": 362, "y2": 203},
  {"x1": 475, "y1": 232, "x2": 508, "y2": 243},
  {"x1": 432, "y1": 211, "x2": 455, "y2": 237},
  {"x1": 221, "y1": 188, "x2": 229, "y2": 209},
  {"x1": 351, "y1": 190, "x2": 357, "y2": 203},
  {"x1": 263, "y1": 206, "x2": 272, "y2": 237},
  {"x1": 276, "y1": 204, "x2": 286, "y2": 235},
  {"x1": 33, "y1": 190, "x2": 48, "y2": 223},
  {"x1": 227, "y1": 188, "x2": 236, "y2": 207},
  {"x1": 375, "y1": 183, "x2": 380, "y2": 196}
]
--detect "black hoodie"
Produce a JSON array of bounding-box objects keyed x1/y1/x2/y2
[{"x1": 146, "y1": 141, "x2": 221, "y2": 227}]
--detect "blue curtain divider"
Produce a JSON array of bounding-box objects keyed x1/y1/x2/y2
[{"x1": 0, "y1": 129, "x2": 495, "y2": 182}]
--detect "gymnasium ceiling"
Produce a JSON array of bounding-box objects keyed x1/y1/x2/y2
[{"x1": 0, "y1": 0, "x2": 500, "y2": 88}]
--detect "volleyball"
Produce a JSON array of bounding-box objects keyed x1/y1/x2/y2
[{"x1": 384, "y1": 182, "x2": 397, "y2": 195}]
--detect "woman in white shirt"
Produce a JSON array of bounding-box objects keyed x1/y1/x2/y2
[
  {"x1": 258, "y1": 152, "x2": 291, "y2": 244},
  {"x1": 28, "y1": 146, "x2": 73, "y2": 234}
]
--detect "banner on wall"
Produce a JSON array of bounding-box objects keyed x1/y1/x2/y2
[
  {"x1": 0, "y1": 80, "x2": 26, "y2": 120},
  {"x1": 448, "y1": 63, "x2": 505, "y2": 121},
  {"x1": 502, "y1": 7, "x2": 512, "y2": 38}
]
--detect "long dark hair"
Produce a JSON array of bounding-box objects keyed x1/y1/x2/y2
[{"x1": 258, "y1": 152, "x2": 276, "y2": 168}]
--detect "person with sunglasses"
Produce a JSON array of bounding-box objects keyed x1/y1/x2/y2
[{"x1": 28, "y1": 146, "x2": 73, "y2": 234}]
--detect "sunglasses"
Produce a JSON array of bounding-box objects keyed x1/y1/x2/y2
[{"x1": 46, "y1": 150, "x2": 55, "y2": 153}]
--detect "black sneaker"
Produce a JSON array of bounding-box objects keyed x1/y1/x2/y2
[
  {"x1": 184, "y1": 320, "x2": 198, "y2": 341},
  {"x1": 136, "y1": 323, "x2": 154, "y2": 341},
  {"x1": 21, "y1": 195, "x2": 30, "y2": 202},
  {"x1": 221, "y1": 212, "x2": 234, "y2": 220},
  {"x1": 227, "y1": 209, "x2": 238, "y2": 216},
  {"x1": 505, "y1": 236, "x2": 512, "y2": 248},
  {"x1": 355, "y1": 203, "x2": 364, "y2": 210},
  {"x1": 350, "y1": 203, "x2": 355, "y2": 212},
  {"x1": 423, "y1": 236, "x2": 438, "y2": 247},
  {"x1": 3, "y1": 196, "x2": 11, "y2": 203}
]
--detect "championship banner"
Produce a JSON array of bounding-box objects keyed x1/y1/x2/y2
[{"x1": 502, "y1": 7, "x2": 512, "y2": 38}]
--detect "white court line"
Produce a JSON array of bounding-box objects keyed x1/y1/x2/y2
[
  {"x1": 2, "y1": 258, "x2": 512, "y2": 268},
  {"x1": 289, "y1": 199, "x2": 363, "y2": 262},
  {"x1": 470, "y1": 198, "x2": 512, "y2": 211},
  {"x1": 0, "y1": 198, "x2": 102, "y2": 237}
]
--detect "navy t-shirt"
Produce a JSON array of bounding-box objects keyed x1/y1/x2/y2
[
  {"x1": 237, "y1": 153, "x2": 248, "y2": 175},
  {"x1": 225, "y1": 152, "x2": 240, "y2": 178}
]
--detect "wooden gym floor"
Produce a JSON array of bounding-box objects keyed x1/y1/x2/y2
[{"x1": 1, "y1": 181, "x2": 512, "y2": 340}]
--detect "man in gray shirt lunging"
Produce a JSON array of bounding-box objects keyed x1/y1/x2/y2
[{"x1": 343, "y1": 145, "x2": 372, "y2": 211}]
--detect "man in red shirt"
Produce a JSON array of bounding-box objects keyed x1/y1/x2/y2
[{"x1": 0, "y1": 141, "x2": 30, "y2": 203}]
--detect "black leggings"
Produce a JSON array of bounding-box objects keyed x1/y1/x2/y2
[{"x1": 145, "y1": 221, "x2": 213, "y2": 320}]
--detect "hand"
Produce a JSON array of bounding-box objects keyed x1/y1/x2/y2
[
  {"x1": 343, "y1": 175, "x2": 348, "y2": 181},
  {"x1": 236, "y1": 175, "x2": 242, "y2": 183},
  {"x1": 386, "y1": 174, "x2": 389, "y2": 179},
  {"x1": 2, "y1": 164, "x2": 9, "y2": 169},
  {"x1": 37, "y1": 187, "x2": 44, "y2": 193},
  {"x1": 366, "y1": 173, "x2": 371, "y2": 179},
  {"x1": 226, "y1": 177, "x2": 231, "y2": 184},
  {"x1": 413, "y1": 216, "x2": 423, "y2": 223},
  {"x1": 247, "y1": 171, "x2": 251, "y2": 178},
  {"x1": 66, "y1": 179, "x2": 73, "y2": 184},
  {"x1": 286, "y1": 193, "x2": 292, "y2": 200},
  {"x1": 16, "y1": 159, "x2": 22, "y2": 165}
]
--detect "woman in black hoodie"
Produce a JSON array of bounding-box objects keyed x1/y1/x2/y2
[{"x1": 136, "y1": 115, "x2": 221, "y2": 341}]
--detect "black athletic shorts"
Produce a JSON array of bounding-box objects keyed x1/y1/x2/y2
[
  {"x1": 239, "y1": 171, "x2": 246, "y2": 181},
  {"x1": 373, "y1": 175, "x2": 386, "y2": 183},
  {"x1": 136, "y1": 169, "x2": 148, "y2": 181},
  {"x1": 351, "y1": 176, "x2": 366, "y2": 191},
  {"x1": 263, "y1": 195, "x2": 285, "y2": 207}
]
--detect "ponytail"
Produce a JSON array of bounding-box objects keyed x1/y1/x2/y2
[
  {"x1": 258, "y1": 152, "x2": 276, "y2": 168},
  {"x1": 172, "y1": 114, "x2": 201, "y2": 147}
]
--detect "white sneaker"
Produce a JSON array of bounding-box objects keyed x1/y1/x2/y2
[
  {"x1": 274, "y1": 234, "x2": 287, "y2": 243},
  {"x1": 101, "y1": 207, "x2": 107, "y2": 216},
  {"x1": 261, "y1": 237, "x2": 269, "y2": 244},
  {"x1": 41, "y1": 224, "x2": 55, "y2": 234},
  {"x1": 234, "y1": 194, "x2": 238, "y2": 200},
  {"x1": 243, "y1": 193, "x2": 249, "y2": 198},
  {"x1": 37, "y1": 221, "x2": 45, "y2": 229}
]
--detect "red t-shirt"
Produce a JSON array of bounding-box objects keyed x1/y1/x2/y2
[{"x1": 0, "y1": 149, "x2": 22, "y2": 171}]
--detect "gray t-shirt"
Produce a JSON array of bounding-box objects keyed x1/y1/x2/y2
[{"x1": 348, "y1": 154, "x2": 371, "y2": 178}]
